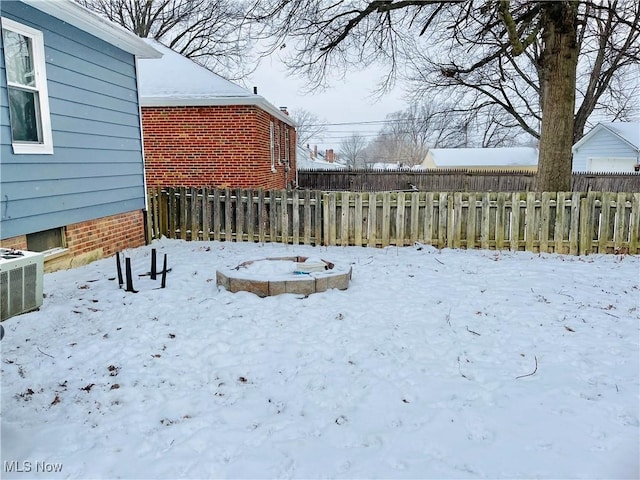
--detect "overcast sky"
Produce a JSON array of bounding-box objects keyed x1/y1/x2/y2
[{"x1": 245, "y1": 52, "x2": 407, "y2": 151}]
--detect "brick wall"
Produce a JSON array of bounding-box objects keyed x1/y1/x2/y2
[
  {"x1": 142, "y1": 105, "x2": 297, "y2": 189},
  {"x1": 0, "y1": 236, "x2": 27, "y2": 250},
  {"x1": 1, "y1": 210, "x2": 145, "y2": 272},
  {"x1": 64, "y1": 210, "x2": 145, "y2": 258}
]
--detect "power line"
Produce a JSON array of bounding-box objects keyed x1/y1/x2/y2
[{"x1": 303, "y1": 116, "x2": 437, "y2": 127}]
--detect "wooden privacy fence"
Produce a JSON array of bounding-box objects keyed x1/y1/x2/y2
[
  {"x1": 147, "y1": 188, "x2": 640, "y2": 255},
  {"x1": 297, "y1": 169, "x2": 640, "y2": 193}
]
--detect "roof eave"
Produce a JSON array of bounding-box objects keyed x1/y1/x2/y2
[
  {"x1": 140, "y1": 95, "x2": 296, "y2": 126},
  {"x1": 23, "y1": 0, "x2": 162, "y2": 58},
  {"x1": 573, "y1": 122, "x2": 640, "y2": 153}
]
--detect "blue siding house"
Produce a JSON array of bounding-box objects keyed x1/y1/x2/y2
[
  {"x1": 572, "y1": 122, "x2": 640, "y2": 172},
  {"x1": 0, "y1": 0, "x2": 160, "y2": 270}
]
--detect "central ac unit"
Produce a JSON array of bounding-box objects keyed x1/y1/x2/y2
[{"x1": 0, "y1": 249, "x2": 44, "y2": 321}]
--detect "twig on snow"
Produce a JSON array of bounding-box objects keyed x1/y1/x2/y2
[
  {"x1": 37, "y1": 347, "x2": 54, "y2": 359},
  {"x1": 516, "y1": 355, "x2": 538, "y2": 379},
  {"x1": 457, "y1": 356, "x2": 470, "y2": 380},
  {"x1": 558, "y1": 291, "x2": 574, "y2": 300},
  {"x1": 466, "y1": 326, "x2": 481, "y2": 336},
  {"x1": 446, "y1": 308, "x2": 452, "y2": 327},
  {"x1": 434, "y1": 258, "x2": 445, "y2": 265}
]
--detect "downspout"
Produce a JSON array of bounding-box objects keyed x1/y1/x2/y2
[{"x1": 134, "y1": 56, "x2": 150, "y2": 241}]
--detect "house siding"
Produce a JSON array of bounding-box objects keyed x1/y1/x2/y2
[
  {"x1": 142, "y1": 105, "x2": 297, "y2": 189},
  {"x1": 572, "y1": 128, "x2": 638, "y2": 172},
  {"x1": 0, "y1": 2, "x2": 146, "y2": 240}
]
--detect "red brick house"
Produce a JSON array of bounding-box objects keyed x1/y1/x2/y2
[{"x1": 137, "y1": 40, "x2": 296, "y2": 190}]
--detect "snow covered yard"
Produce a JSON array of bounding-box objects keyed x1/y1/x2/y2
[{"x1": 1, "y1": 239, "x2": 638, "y2": 479}]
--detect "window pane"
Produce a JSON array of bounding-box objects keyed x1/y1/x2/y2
[
  {"x1": 2, "y1": 29, "x2": 35, "y2": 87},
  {"x1": 27, "y1": 228, "x2": 64, "y2": 252},
  {"x1": 8, "y1": 88, "x2": 40, "y2": 142}
]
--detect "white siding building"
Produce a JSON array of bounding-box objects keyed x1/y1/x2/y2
[{"x1": 572, "y1": 122, "x2": 640, "y2": 172}]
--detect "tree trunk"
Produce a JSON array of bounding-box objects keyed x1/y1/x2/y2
[{"x1": 536, "y1": 3, "x2": 579, "y2": 192}]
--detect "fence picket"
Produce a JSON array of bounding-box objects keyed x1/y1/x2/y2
[
  {"x1": 281, "y1": 190, "x2": 289, "y2": 244},
  {"x1": 467, "y1": 193, "x2": 476, "y2": 249},
  {"x1": 212, "y1": 189, "x2": 221, "y2": 241},
  {"x1": 396, "y1": 192, "x2": 406, "y2": 246},
  {"x1": 246, "y1": 188, "x2": 254, "y2": 242},
  {"x1": 614, "y1": 192, "x2": 627, "y2": 251},
  {"x1": 303, "y1": 190, "x2": 311, "y2": 245},
  {"x1": 368, "y1": 192, "x2": 377, "y2": 248},
  {"x1": 179, "y1": 188, "x2": 187, "y2": 240},
  {"x1": 355, "y1": 193, "x2": 363, "y2": 246},
  {"x1": 257, "y1": 189, "x2": 265, "y2": 243},
  {"x1": 314, "y1": 191, "x2": 322, "y2": 246},
  {"x1": 268, "y1": 190, "x2": 277, "y2": 243},
  {"x1": 341, "y1": 192, "x2": 350, "y2": 247},
  {"x1": 382, "y1": 193, "x2": 391, "y2": 246},
  {"x1": 481, "y1": 193, "x2": 490, "y2": 250},
  {"x1": 510, "y1": 192, "x2": 520, "y2": 251},
  {"x1": 438, "y1": 193, "x2": 447, "y2": 249}
]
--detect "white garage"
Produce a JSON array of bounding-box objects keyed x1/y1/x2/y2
[{"x1": 572, "y1": 122, "x2": 639, "y2": 173}]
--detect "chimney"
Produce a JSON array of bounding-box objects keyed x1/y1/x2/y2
[
  {"x1": 253, "y1": 86, "x2": 258, "y2": 94},
  {"x1": 326, "y1": 149, "x2": 334, "y2": 163},
  {"x1": 279, "y1": 106, "x2": 289, "y2": 115},
  {"x1": 313, "y1": 145, "x2": 318, "y2": 159}
]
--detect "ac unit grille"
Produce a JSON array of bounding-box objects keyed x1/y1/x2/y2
[
  {"x1": 0, "y1": 250, "x2": 44, "y2": 321},
  {"x1": 0, "y1": 271, "x2": 8, "y2": 321}
]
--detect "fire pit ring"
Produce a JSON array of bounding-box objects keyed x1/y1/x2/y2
[{"x1": 216, "y1": 256, "x2": 352, "y2": 297}]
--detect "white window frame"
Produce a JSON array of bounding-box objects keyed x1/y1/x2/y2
[
  {"x1": 1, "y1": 17, "x2": 53, "y2": 155},
  {"x1": 269, "y1": 121, "x2": 276, "y2": 172},
  {"x1": 284, "y1": 128, "x2": 290, "y2": 165}
]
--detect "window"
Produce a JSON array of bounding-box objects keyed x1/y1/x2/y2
[
  {"x1": 26, "y1": 227, "x2": 65, "y2": 253},
  {"x1": 1, "y1": 17, "x2": 53, "y2": 154},
  {"x1": 284, "y1": 128, "x2": 290, "y2": 165},
  {"x1": 269, "y1": 121, "x2": 276, "y2": 172}
]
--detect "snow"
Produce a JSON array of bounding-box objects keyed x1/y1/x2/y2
[
  {"x1": 137, "y1": 39, "x2": 293, "y2": 126},
  {"x1": 137, "y1": 40, "x2": 253, "y2": 100},
  {"x1": 1, "y1": 239, "x2": 639, "y2": 479}
]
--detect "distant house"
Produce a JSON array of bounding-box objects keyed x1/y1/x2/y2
[
  {"x1": 296, "y1": 145, "x2": 344, "y2": 170},
  {"x1": 0, "y1": 0, "x2": 160, "y2": 271},
  {"x1": 572, "y1": 122, "x2": 640, "y2": 172},
  {"x1": 421, "y1": 147, "x2": 539, "y2": 171},
  {"x1": 137, "y1": 40, "x2": 297, "y2": 190}
]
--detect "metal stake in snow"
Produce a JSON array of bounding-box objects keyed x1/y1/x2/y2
[
  {"x1": 116, "y1": 252, "x2": 124, "y2": 288},
  {"x1": 150, "y1": 248, "x2": 157, "y2": 280},
  {"x1": 124, "y1": 258, "x2": 138, "y2": 293},
  {"x1": 161, "y1": 254, "x2": 168, "y2": 288}
]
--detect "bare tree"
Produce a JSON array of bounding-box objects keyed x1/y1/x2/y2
[
  {"x1": 367, "y1": 99, "x2": 529, "y2": 166},
  {"x1": 248, "y1": 0, "x2": 640, "y2": 191},
  {"x1": 77, "y1": 0, "x2": 254, "y2": 80},
  {"x1": 340, "y1": 134, "x2": 369, "y2": 168},
  {"x1": 290, "y1": 109, "x2": 328, "y2": 147}
]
